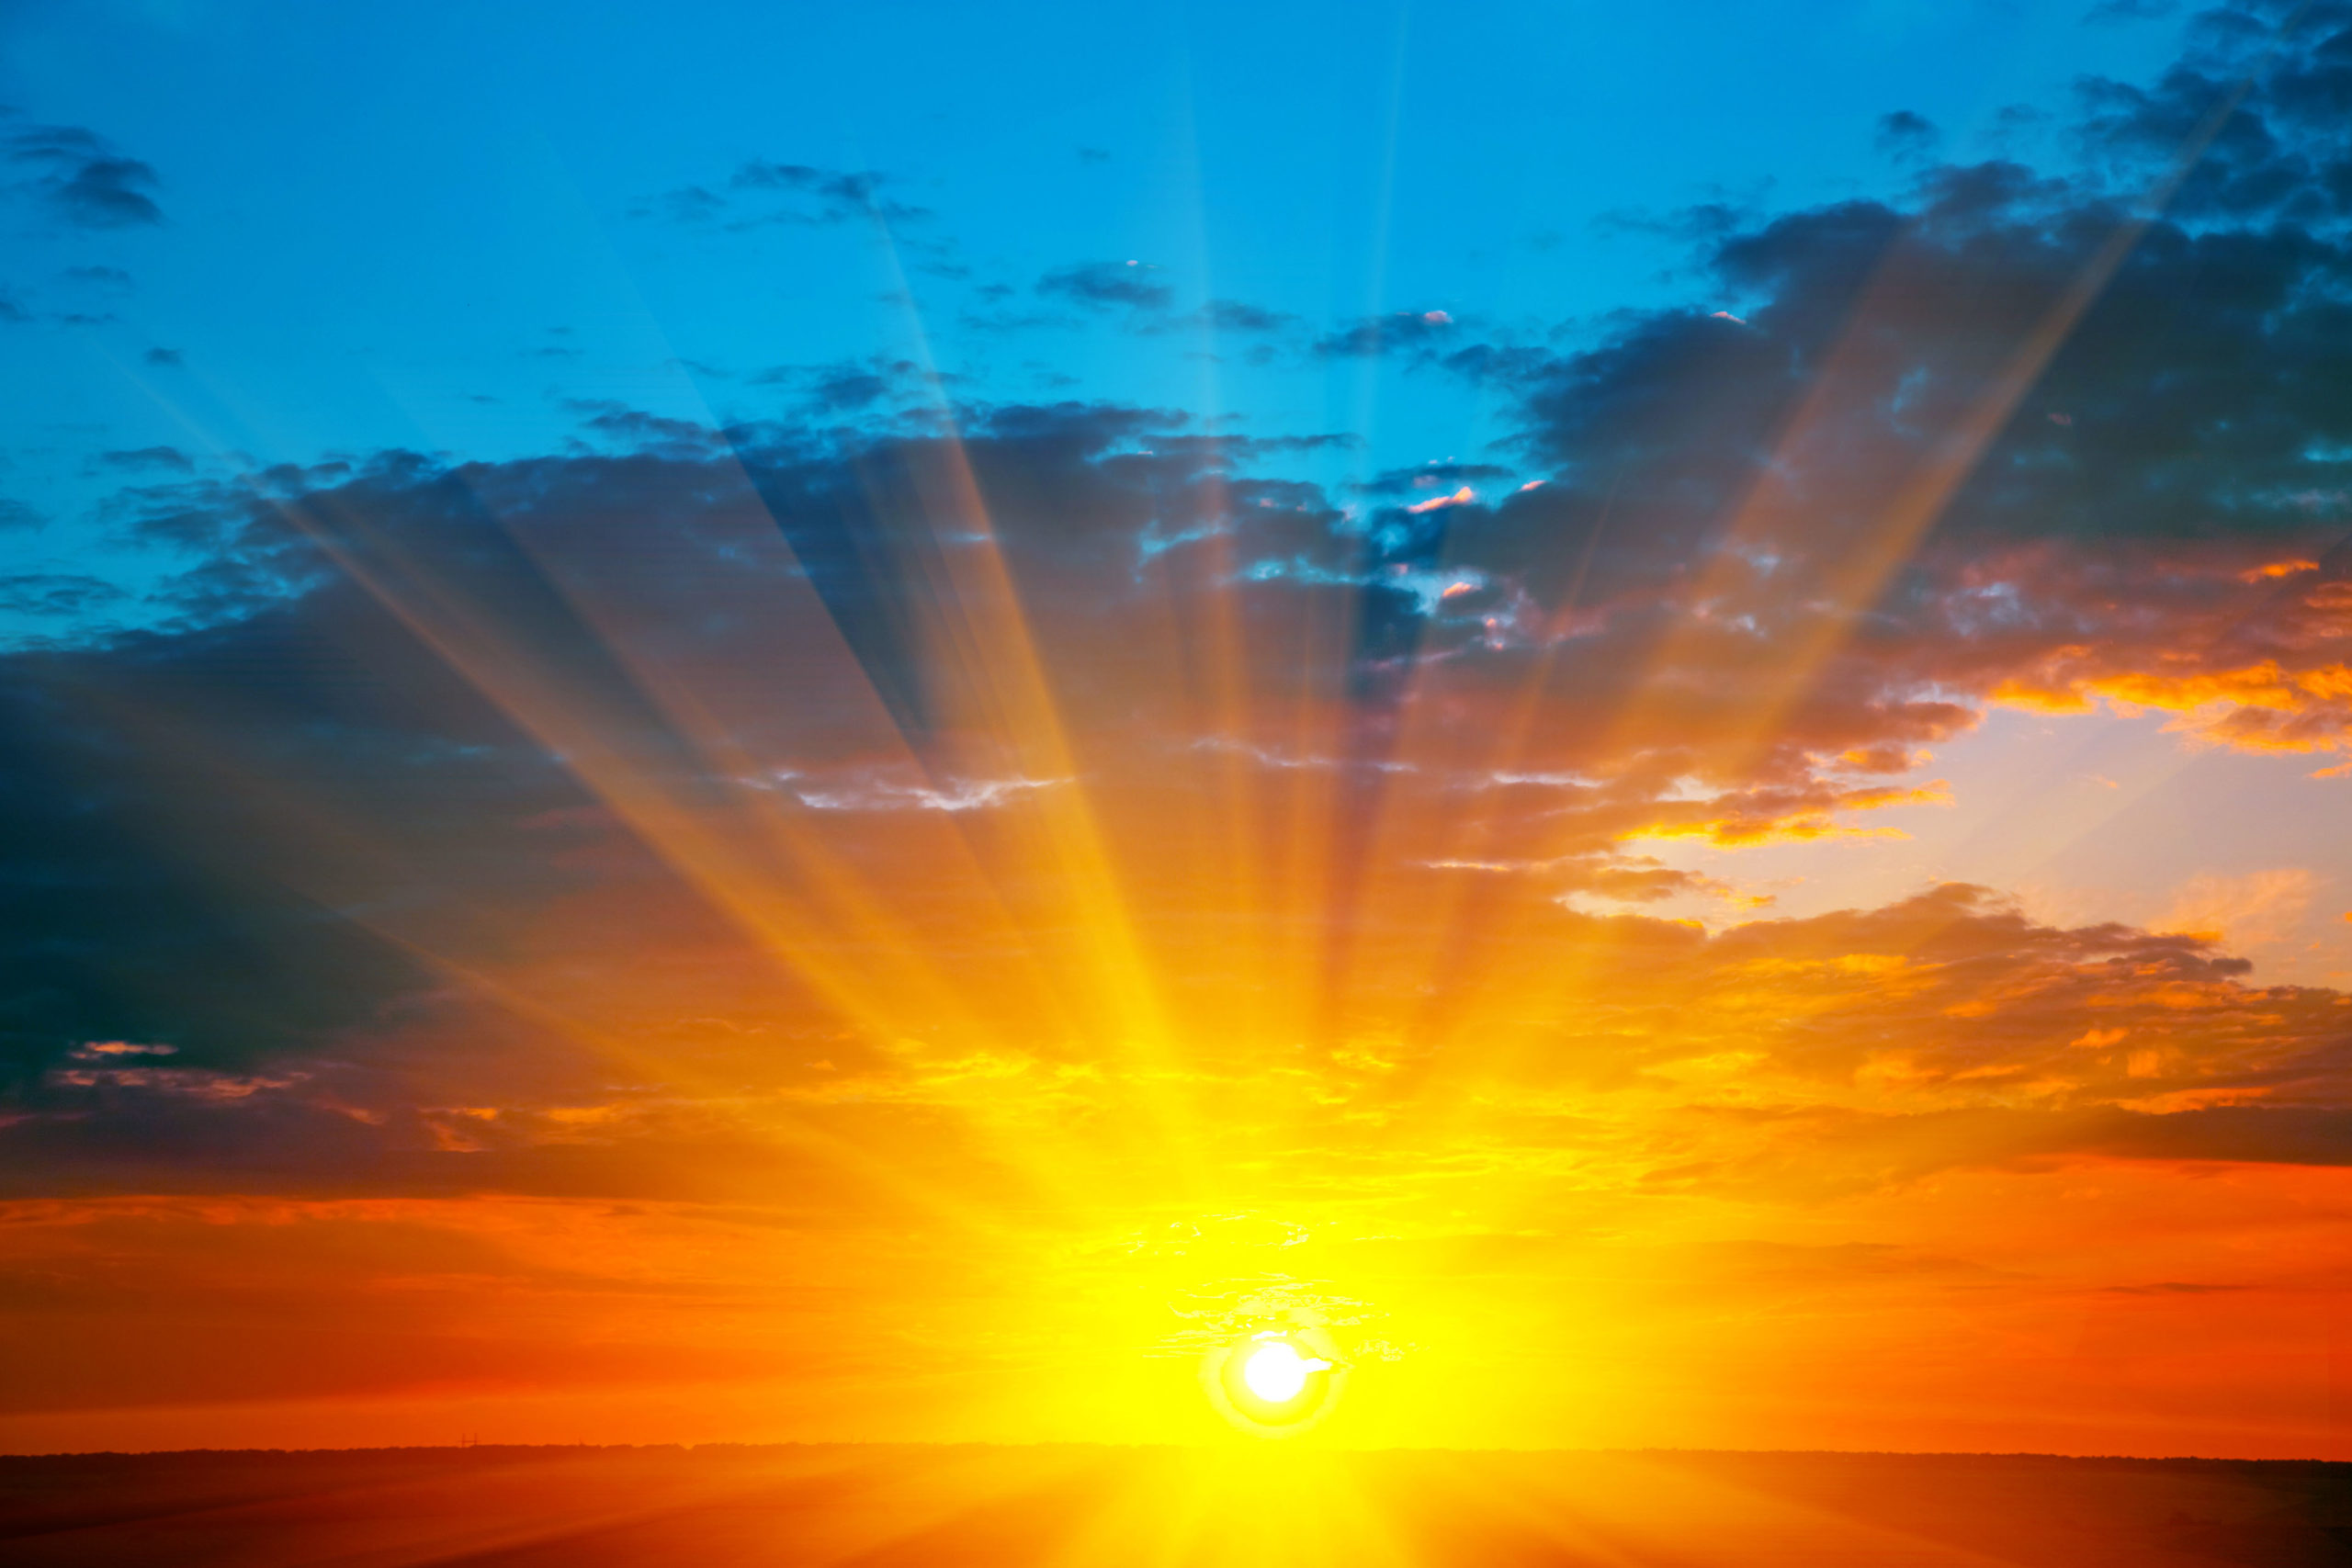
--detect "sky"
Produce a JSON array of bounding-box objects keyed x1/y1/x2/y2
[{"x1": 2, "y1": 0, "x2": 2351, "y2": 1461}]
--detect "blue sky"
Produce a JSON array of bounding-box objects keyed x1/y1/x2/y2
[{"x1": 2, "y1": 0, "x2": 2192, "y2": 642}]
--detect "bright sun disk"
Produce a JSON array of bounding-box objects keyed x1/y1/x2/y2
[{"x1": 1240, "y1": 1339, "x2": 1329, "y2": 1404}]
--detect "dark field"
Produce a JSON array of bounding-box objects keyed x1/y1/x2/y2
[{"x1": 0, "y1": 1443, "x2": 2345, "y2": 1567}]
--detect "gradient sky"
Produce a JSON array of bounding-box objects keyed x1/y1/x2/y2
[{"x1": 4, "y1": 0, "x2": 2352, "y2": 1461}]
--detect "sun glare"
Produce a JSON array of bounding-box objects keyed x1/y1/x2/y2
[
  {"x1": 1204, "y1": 1330, "x2": 1349, "y2": 1435},
  {"x1": 1240, "y1": 1338, "x2": 1328, "y2": 1404}
]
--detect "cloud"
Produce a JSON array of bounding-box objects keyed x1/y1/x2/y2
[
  {"x1": 1196, "y1": 299, "x2": 1295, "y2": 333},
  {"x1": 1351, "y1": 462, "x2": 1516, "y2": 498},
  {"x1": 3, "y1": 117, "x2": 164, "y2": 227},
  {"x1": 95, "y1": 445, "x2": 193, "y2": 473},
  {"x1": 1312, "y1": 308, "x2": 1462, "y2": 358},
  {"x1": 70, "y1": 1040, "x2": 178, "y2": 1058},
  {"x1": 749, "y1": 355, "x2": 960, "y2": 412},
  {"x1": 1323, "y1": 7, "x2": 2352, "y2": 783},
  {"x1": 560, "y1": 399, "x2": 718, "y2": 454},
  {"x1": 1036, "y1": 260, "x2": 1174, "y2": 311},
  {"x1": 8, "y1": 1, "x2": 2352, "y2": 1227},
  {"x1": 2156, "y1": 867, "x2": 2321, "y2": 948},
  {"x1": 0, "y1": 571, "x2": 122, "y2": 615},
  {"x1": 0, "y1": 406, "x2": 1269, "y2": 1089},
  {"x1": 1873, "y1": 110, "x2": 1940, "y2": 161},
  {"x1": 763, "y1": 765, "x2": 1065, "y2": 813},
  {"x1": 2101, "y1": 1280, "x2": 2246, "y2": 1293},
  {"x1": 730, "y1": 160, "x2": 884, "y2": 203},
  {"x1": 637, "y1": 159, "x2": 924, "y2": 229},
  {"x1": 2072, "y1": 3, "x2": 2352, "y2": 223}
]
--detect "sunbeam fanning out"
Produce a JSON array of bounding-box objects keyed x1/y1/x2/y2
[{"x1": 3, "y1": 11, "x2": 2352, "y2": 1559}]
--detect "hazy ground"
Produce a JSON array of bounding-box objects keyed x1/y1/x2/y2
[{"x1": 1, "y1": 1444, "x2": 2346, "y2": 1566}]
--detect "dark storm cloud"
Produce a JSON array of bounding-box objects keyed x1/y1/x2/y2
[
  {"x1": 2, "y1": 115, "x2": 164, "y2": 227},
  {"x1": 1035, "y1": 260, "x2": 1174, "y2": 311}
]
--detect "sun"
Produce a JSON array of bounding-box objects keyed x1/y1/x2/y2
[
  {"x1": 1240, "y1": 1338, "x2": 1329, "y2": 1404},
  {"x1": 1204, "y1": 1330, "x2": 1347, "y2": 1435}
]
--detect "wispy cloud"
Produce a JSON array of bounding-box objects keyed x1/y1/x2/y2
[
  {"x1": 636, "y1": 158, "x2": 924, "y2": 228},
  {"x1": 2, "y1": 113, "x2": 164, "y2": 227}
]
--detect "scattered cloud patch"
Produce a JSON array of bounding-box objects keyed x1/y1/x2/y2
[
  {"x1": 560, "y1": 399, "x2": 716, "y2": 452},
  {"x1": 3, "y1": 115, "x2": 164, "y2": 227},
  {"x1": 751, "y1": 355, "x2": 960, "y2": 412},
  {"x1": 1037, "y1": 259, "x2": 1173, "y2": 311},
  {"x1": 1873, "y1": 109, "x2": 1941, "y2": 161},
  {"x1": 638, "y1": 159, "x2": 924, "y2": 228},
  {"x1": 775, "y1": 770, "x2": 1066, "y2": 813},
  {"x1": 1313, "y1": 309, "x2": 1464, "y2": 358},
  {"x1": 0, "y1": 572, "x2": 125, "y2": 615},
  {"x1": 95, "y1": 446, "x2": 194, "y2": 473}
]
